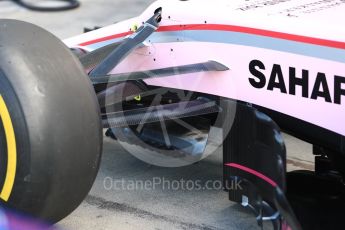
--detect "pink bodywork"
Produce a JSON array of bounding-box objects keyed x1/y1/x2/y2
[{"x1": 64, "y1": 0, "x2": 345, "y2": 136}]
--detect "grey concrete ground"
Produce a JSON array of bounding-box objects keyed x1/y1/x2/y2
[
  {"x1": 0, "y1": 1, "x2": 314, "y2": 229},
  {"x1": 57, "y1": 133, "x2": 312, "y2": 230}
]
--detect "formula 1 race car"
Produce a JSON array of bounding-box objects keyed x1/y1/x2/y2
[{"x1": 0, "y1": 0, "x2": 344, "y2": 229}]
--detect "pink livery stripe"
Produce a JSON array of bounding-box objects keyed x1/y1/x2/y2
[
  {"x1": 79, "y1": 24, "x2": 345, "y2": 50},
  {"x1": 225, "y1": 163, "x2": 278, "y2": 187}
]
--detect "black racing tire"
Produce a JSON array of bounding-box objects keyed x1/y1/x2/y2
[{"x1": 0, "y1": 19, "x2": 102, "y2": 223}]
